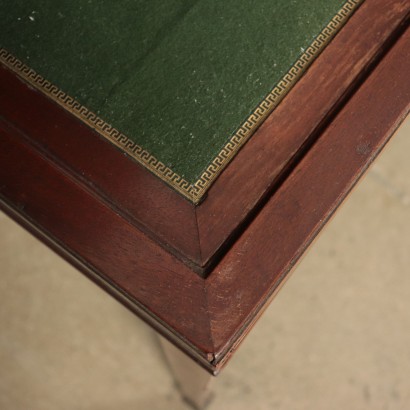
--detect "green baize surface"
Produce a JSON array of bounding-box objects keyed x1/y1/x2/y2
[{"x1": 1, "y1": 0, "x2": 347, "y2": 182}]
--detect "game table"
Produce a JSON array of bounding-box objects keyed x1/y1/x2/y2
[{"x1": 1, "y1": 0, "x2": 409, "y2": 407}]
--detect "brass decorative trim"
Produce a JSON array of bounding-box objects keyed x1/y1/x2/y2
[{"x1": 0, "y1": 0, "x2": 362, "y2": 204}]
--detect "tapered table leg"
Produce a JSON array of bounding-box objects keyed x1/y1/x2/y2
[{"x1": 158, "y1": 336, "x2": 215, "y2": 409}]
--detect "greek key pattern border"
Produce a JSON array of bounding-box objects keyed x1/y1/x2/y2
[
  {"x1": 0, "y1": 48, "x2": 194, "y2": 199},
  {"x1": 0, "y1": 0, "x2": 362, "y2": 204},
  {"x1": 192, "y1": 0, "x2": 363, "y2": 200}
]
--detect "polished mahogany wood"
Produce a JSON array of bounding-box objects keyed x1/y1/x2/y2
[
  {"x1": 207, "y1": 27, "x2": 410, "y2": 364},
  {"x1": 1, "y1": 0, "x2": 408, "y2": 271},
  {"x1": 1, "y1": 22, "x2": 408, "y2": 374}
]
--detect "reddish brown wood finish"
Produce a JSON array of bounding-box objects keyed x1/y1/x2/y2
[
  {"x1": 207, "y1": 27, "x2": 410, "y2": 362},
  {"x1": 196, "y1": 0, "x2": 410, "y2": 265},
  {"x1": 1, "y1": 0, "x2": 408, "y2": 270},
  {"x1": 1, "y1": 22, "x2": 408, "y2": 374},
  {"x1": 0, "y1": 121, "x2": 214, "y2": 366}
]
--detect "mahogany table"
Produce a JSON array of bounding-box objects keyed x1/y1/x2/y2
[{"x1": 1, "y1": 0, "x2": 409, "y2": 407}]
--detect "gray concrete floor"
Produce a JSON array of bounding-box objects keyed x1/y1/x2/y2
[{"x1": 0, "y1": 118, "x2": 409, "y2": 410}]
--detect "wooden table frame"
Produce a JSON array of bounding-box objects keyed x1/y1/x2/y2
[{"x1": 0, "y1": 0, "x2": 409, "y2": 376}]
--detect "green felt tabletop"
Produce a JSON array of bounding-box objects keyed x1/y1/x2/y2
[{"x1": 0, "y1": 0, "x2": 361, "y2": 201}]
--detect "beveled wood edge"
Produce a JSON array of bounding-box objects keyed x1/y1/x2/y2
[
  {"x1": 0, "y1": 122, "x2": 216, "y2": 372},
  {"x1": 207, "y1": 25, "x2": 410, "y2": 369},
  {"x1": 2, "y1": 0, "x2": 407, "y2": 271},
  {"x1": 0, "y1": 199, "x2": 217, "y2": 373},
  {"x1": 1, "y1": 24, "x2": 408, "y2": 375}
]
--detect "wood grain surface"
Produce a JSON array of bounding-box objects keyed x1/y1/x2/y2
[{"x1": 207, "y1": 24, "x2": 410, "y2": 367}]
